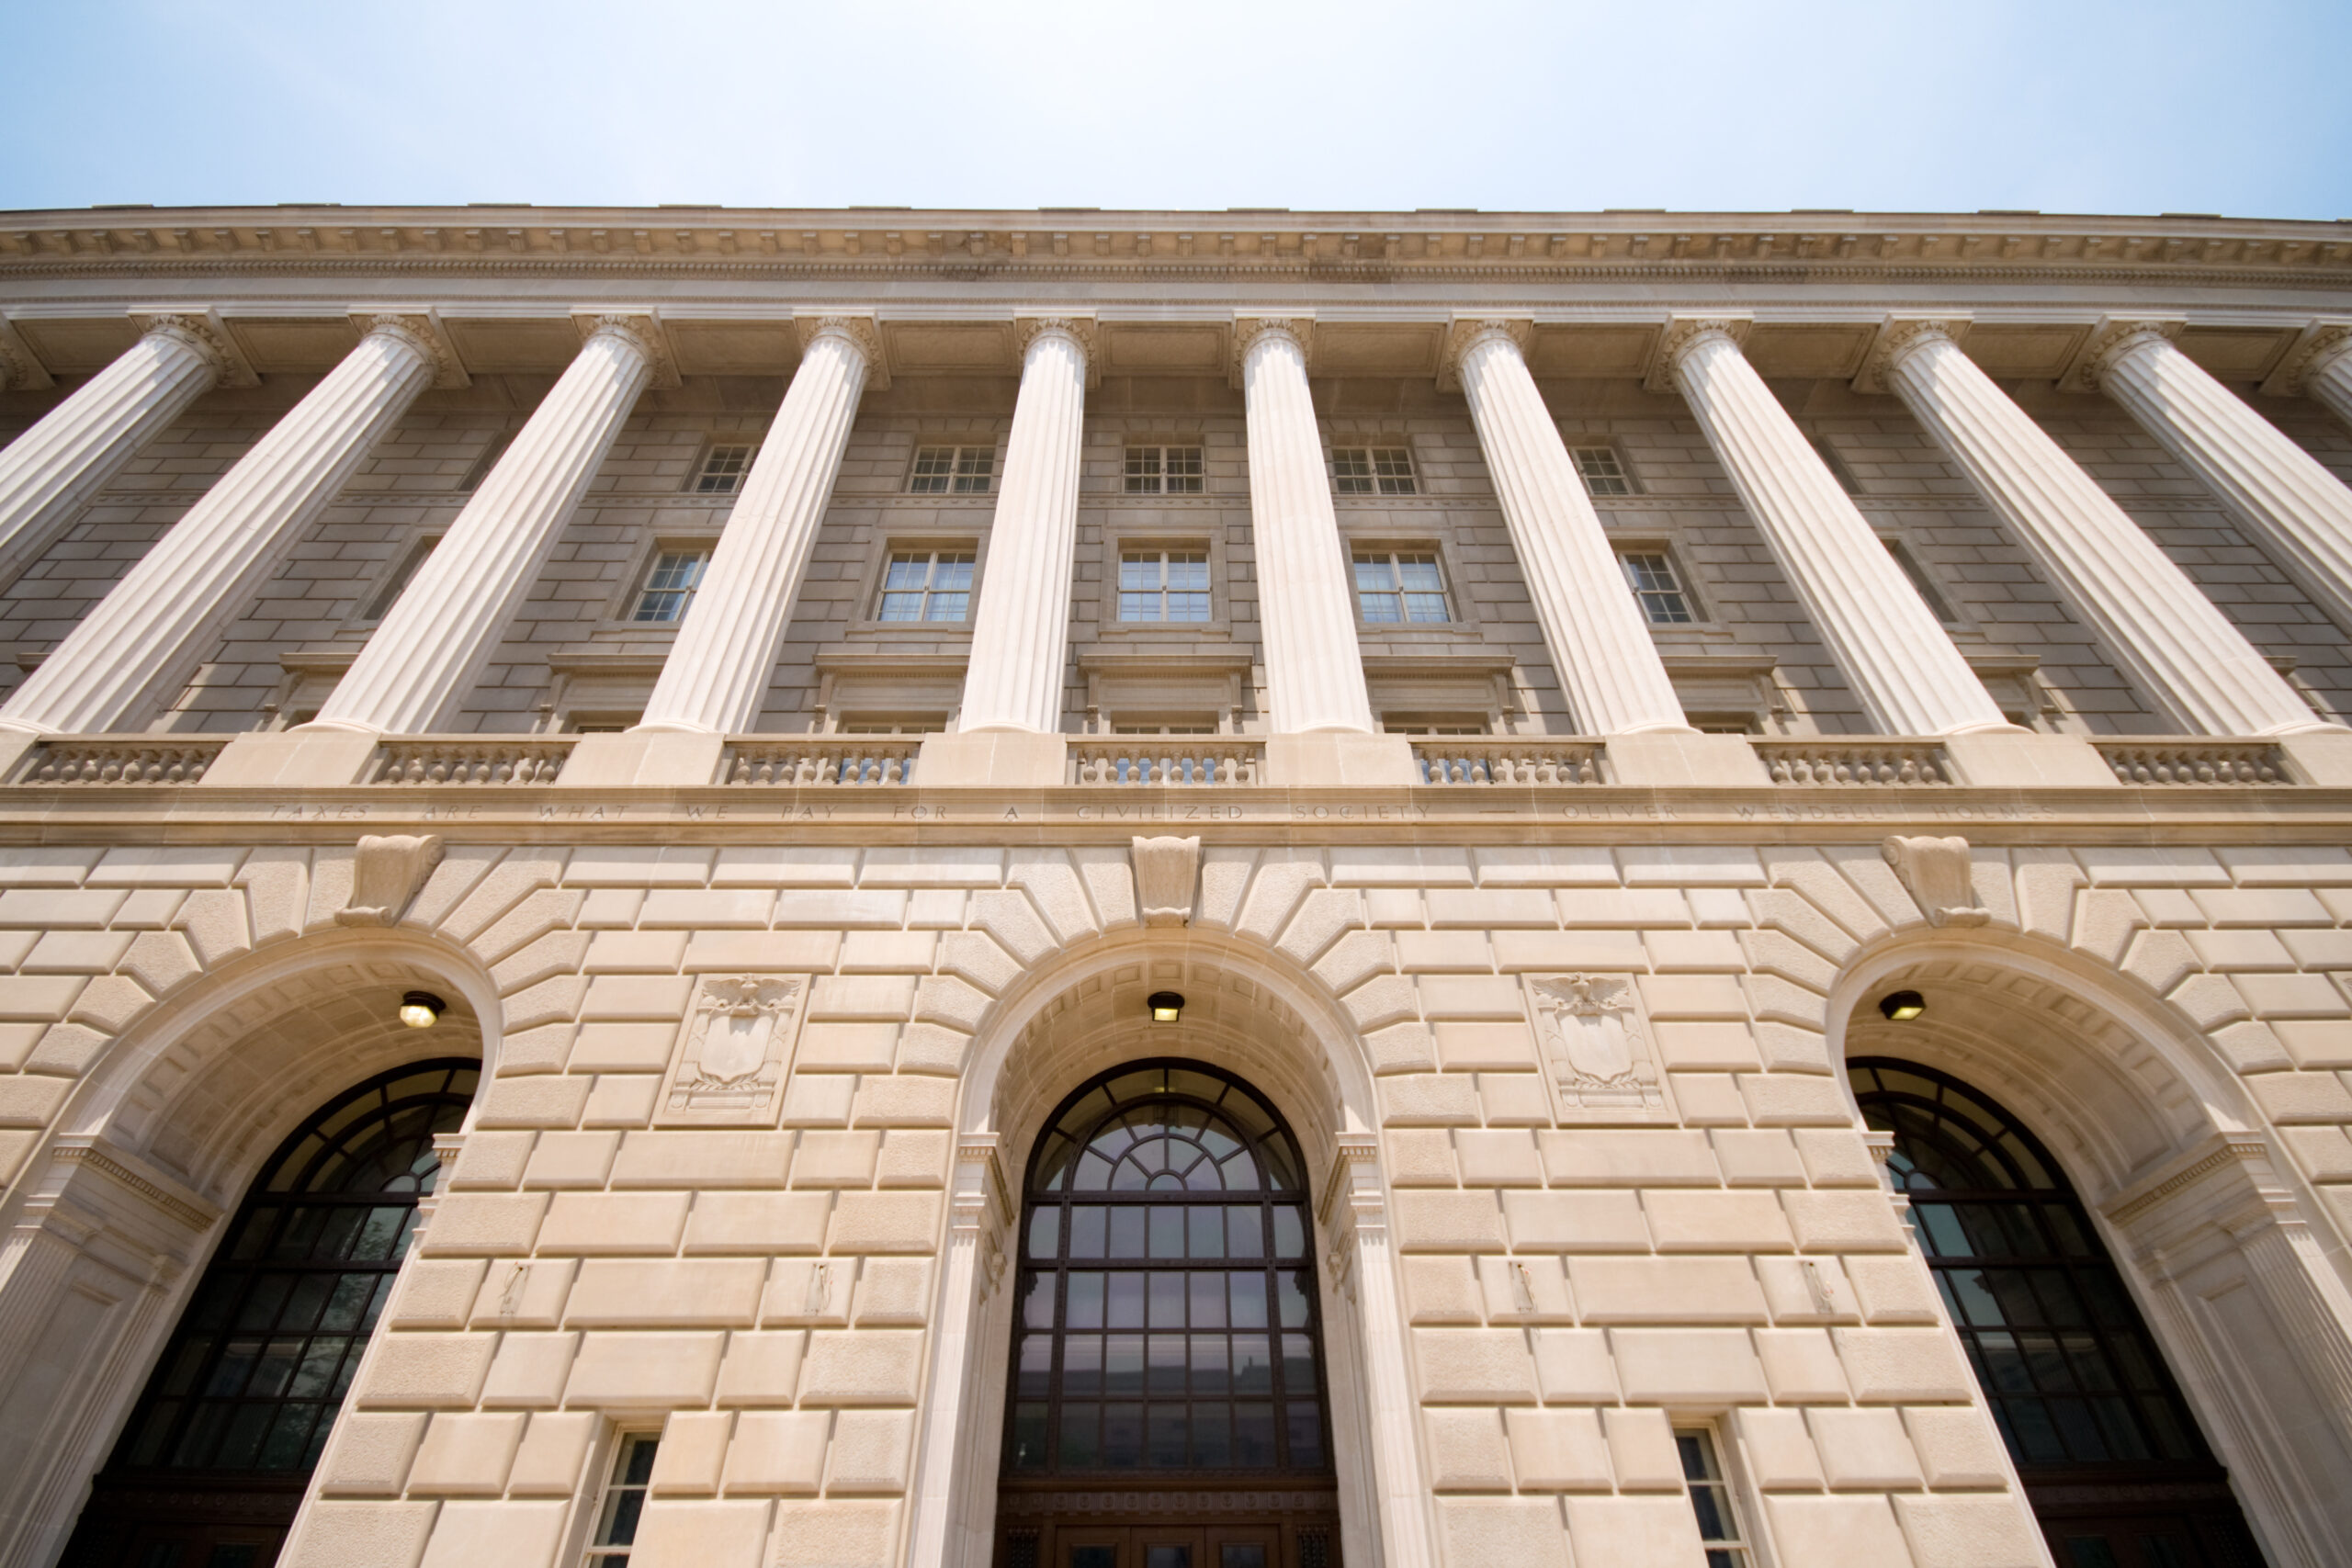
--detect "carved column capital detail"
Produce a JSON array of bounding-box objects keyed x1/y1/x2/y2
[
  {"x1": 130, "y1": 307, "x2": 259, "y2": 388},
  {"x1": 1230, "y1": 313, "x2": 1313, "y2": 388},
  {"x1": 2060, "y1": 316, "x2": 2184, "y2": 394},
  {"x1": 1437, "y1": 317, "x2": 1532, "y2": 392},
  {"x1": 795, "y1": 311, "x2": 890, "y2": 390},
  {"x1": 349, "y1": 309, "x2": 469, "y2": 389},
  {"x1": 1643, "y1": 314, "x2": 1752, "y2": 393},
  {"x1": 0, "y1": 314, "x2": 53, "y2": 391},
  {"x1": 571, "y1": 310, "x2": 681, "y2": 389},
  {"x1": 2259, "y1": 318, "x2": 2352, "y2": 398},
  {"x1": 1854, "y1": 315, "x2": 1970, "y2": 395},
  {"x1": 1014, "y1": 312, "x2": 1098, "y2": 387}
]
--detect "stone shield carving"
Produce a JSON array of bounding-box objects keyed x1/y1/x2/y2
[
  {"x1": 1524, "y1": 973, "x2": 1670, "y2": 1122},
  {"x1": 657, "y1": 975, "x2": 807, "y2": 1125}
]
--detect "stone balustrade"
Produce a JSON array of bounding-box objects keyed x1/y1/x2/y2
[
  {"x1": 1754, "y1": 739, "x2": 1952, "y2": 785},
  {"x1": 367, "y1": 737, "x2": 573, "y2": 785},
  {"x1": 1069, "y1": 737, "x2": 1261, "y2": 785},
  {"x1": 1410, "y1": 739, "x2": 1605, "y2": 785},
  {"x1": 10, "y1": 736, "x2": 228, "y2": 784},
  {"x1": 723, "y1": 739, "x2": 920, "y2": 785},
  {"x1": 2095, "y1": 739, "x2": 2292, "y2": 785}
]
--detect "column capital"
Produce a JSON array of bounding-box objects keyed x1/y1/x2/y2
[
  {"x1": 2059, "y1": 315, "x2": 2184, "y2": 394},
  {"x1": 347, "y1": 308, "x2": 469, "y2": 389},
  {"x1": 1853, "y1": 314, "x2": 1971, "y2": 394},
  {"x1": 1436, "y1": 316, "x2": 1530, "y2": 391},
  {"x1": 1014, "y1": 312, "x2": 1099, "y2": 387},
  {"x1": 1643, "y1": 313, "x2": 1752, "y2": 393},
  {"x1": 2259, "y1": 318, "x2": 2352, "y2": 399},
  {"x1": 1229, "y1": 312, "x2": 1313, "y2": 388},
  {"x1": 571, "y1": 310, "x2": 681, "y2": 388},
  {"x1": 0, "y1": 314, "x2": 53, "y2": 391},
  {"x1": 794, "y1": 311, "x2": 890, "y2": 389},
  {"x1": 128, "y1": 307, "x2": 258, "y2": 388}
]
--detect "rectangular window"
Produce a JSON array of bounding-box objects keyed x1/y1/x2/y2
[
  {"x1": 1125, "y1": 445, "x2": 1206, "y2": 495},
  {"x1": 1381, "y1": 716, "x2": 1488, "y2": 736},
  {"x1": 1351, "y1": 551, "x2": 1451, "y2": 624},
  {"x1": 1331, "y1": 446, "x2": 1417, "y2": 496},
  {"x1": 909, "y1": 446, "x2": 996, "y2": 494},
  {"x1": 876, "y1": 550, "x2": 976, "y2": 623},
  {"x1": 364, "y1": 534, "x2": 440, "y2": 621},
  {"x1": 458, "y1": 429, "x2": 513, "y2": 491},
  {"x1": 584, "y1": 1433, "x2": 660, "y2": 1564},
  {"x1": 1674, "y1": 1427, "x2": 1753, "y2": 1568},
  {"x1": 1571, "y1": 445, "x2": 1637, "y2": 497},
  {"x1": 1883, "y1": 537, "x2": 1959, "y2": 623},
  {"x1": 1111, "y1": 720, "x2": 1218, "y2": 735},
  {"x1": 1620, "y1": 550, "x2": 1698, "y2": 625},
  {"x1": 1815, "y1": 435, "x2": 1862, "y2": 493},
  {"x1": 1117, "y1": 550, "x2": 1212, "y2": 622},
  {"x1": 629, "y1": 550, "x2": 708, "y2": 624},
  {"x1": 691, "y1": 442, "x2": 759, "y2": 494}
]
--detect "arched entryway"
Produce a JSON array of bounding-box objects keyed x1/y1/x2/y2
[
  {"x1": 996, "y1": 1060, "x2": 1340, "y2": 1568},
  {"x1": 1852, "y1": 1058, "x2": 2267, "y2": 1567},
  {"x1": 59, "y1": 1059, "x2": 479, "y2": 1568}
]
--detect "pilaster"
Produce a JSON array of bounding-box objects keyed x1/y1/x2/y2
[
  {"x1": 910, "y1": 1137, "x2": 1008, "y2": 1568},
  {"x1": 1317, "y1": 1136, "x2": 1434, "y2": 1568}
]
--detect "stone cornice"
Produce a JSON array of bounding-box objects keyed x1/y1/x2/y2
[
  {"x1": 348, "y1": 307, "x2": 469, "y2": 389},
  {"x1": 2058, "y1": 315, "x2": 2186, "y2": 394},
  {"x1": 1643, "y1": 314, "x2": 1753, "y2": 394},
  {"x1": 128, "y1": 306, "x2": 259, "y2": 388}
]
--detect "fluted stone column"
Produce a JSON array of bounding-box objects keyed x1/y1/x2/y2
[
  {"x1": 956, "y1": 318, "x2": 1091, "y2": 733},
  {"x1": 0, "y1": 312, "x2": 252, "y2": 593},
  {"x1": 1874, "y1": 321, "x2": 2324, "y2": 737},
  {"x1": 2082, "y1": 321, "x2": 2352, "y2": 632},
  {"x1": 311, "y1": 316, "x2": 662, "y2": 735},
  {"x1": 1661, "y1": 319, "x2": 2009, "y2": 736},
  {"x1": 637, "y1": 317, "x2": 876, "y2": 734},
  {"x1": 0, "y1": 316, "x2": 451, "y2": 736},
  {"x1": 1451, "y1": 321, "x2": 1690, "y2": 734},
  {"x1": 1238, "y1": 319, "x2": 1376, "y2": 734}
]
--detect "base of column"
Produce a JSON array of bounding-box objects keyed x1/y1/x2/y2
[
  {"x1": 198, "y1": 730, "x2": 379, "y2": 788},
  {"x1": 1604, "y1": 732, "x2": 1772, "y2": 787},
  {"x1": 557, "y1": 732, "x2": 726, "y2": 788},
  {"x1": 2280, "y1": 728, "x2": 2352, "y2": 786},
  {"x1": 1262, "y1": 732, "x2": 1419, "y2": 789},
  {"x1": 1940, "y1": 731, "x2": 2121, "y2": 787},
  {"x1": 915, "y1": 730, "x2": 1069, "y2": 788}
]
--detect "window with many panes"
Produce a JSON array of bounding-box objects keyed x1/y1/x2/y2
[
  {"x1": 1883, "y1": 537, "x2": 1959, "y2": 623},
  {"x1": 1330, "y1": 446, "x2": 1417, "y2": 496},
  {"x1": 1118, "y1": 551, "x2": 1211, "y2": 622},
  {"x1": 1620, "y1": 550, "x2": 1699, "y2": 624},
  {"x1": 629, "y1": 550, "x2": 708, "y2": 624},
  {"x1": 690, "y1": 443, "x2": 759, "y2": 494},
  {"x1": 876, "y1": 550, "x2": 976, "y2": 622},
  {"x1": 1571, "y1": 445, "x2": 1637, "y2": 497},
  {"x1": 910, "y1": 446, "x2": 996, "y2": 494},
  {"x1": 584, "y1": 1434, "x2": 660, "y2": 1564},
  {"x1": 1675, "y1": 1427, "x2": 1753, "y2": 1568},
  {"x1": 1351, "y1": 551, "x2": 1451, "y2": 624},
  {"x1": 1125, "y1": 446, "x2": 1205, "y2": 494},
  {"x1": 1006, "y1": 1063, "x2": 1333, "y2": 1479}
]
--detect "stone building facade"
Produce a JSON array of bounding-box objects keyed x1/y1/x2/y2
[{"x1": 0, "y1": 205, "x2": 2346, "y2": 1568}]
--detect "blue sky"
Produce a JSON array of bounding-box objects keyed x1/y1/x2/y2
[{"x1": 2, "y1": 0, "x2": 2346, "y2": 219}]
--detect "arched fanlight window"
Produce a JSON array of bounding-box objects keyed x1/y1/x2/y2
[
  {"x1": 1005, "y1": 1062, "x2": 1329, "y2": 1479},
  {"x1": 64, "y1": 1059, "x2": 478, "y2": 1567},
  {"x1": 1850, "y1": 1058, "x2": 2264, "y2": 1566}
]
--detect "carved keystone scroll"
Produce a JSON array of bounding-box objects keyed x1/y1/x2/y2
[
  {"x1": 335, "y1": 834, "x2": 445, "y2": 926},
  {"x1": 1882, "y1": 834, "x2": 1992, "y2": 927},
  {"x1": 1132, "y1": 836, "x2": 1201, "y2": 927}
]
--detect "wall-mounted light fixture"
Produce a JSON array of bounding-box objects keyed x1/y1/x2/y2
[
  {"x1": 1148, "y1": 991, "x2": 1184, "y2": 1024},
  {"x1": 1878, "y1": 990, "x2": 1926, "y2": 1022},
  {"x1": 400, "y1": 990, "x2": 446, "y2": 1029}
]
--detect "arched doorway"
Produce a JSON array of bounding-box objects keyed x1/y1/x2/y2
[
  {"x1": 59, "y1": 1058, "x2": 479, "y2": 1568},
  {"x1": 996, "y1": 1060, "x2": 1340, "y2": 1568},
  {"x1": 1851, "y1": 1058, "x2": 2267, "y2": 1568}
]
